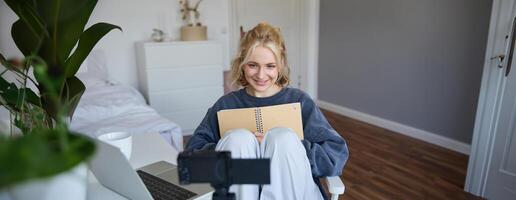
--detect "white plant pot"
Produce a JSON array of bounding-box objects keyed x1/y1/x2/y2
[{"x1": 5, "y1": 163, "x2": 88, "y2": 200}]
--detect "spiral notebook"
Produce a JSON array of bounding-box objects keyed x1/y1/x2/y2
[{"x1": 216, "y1": 102, "x2": 304, "y2": 139}]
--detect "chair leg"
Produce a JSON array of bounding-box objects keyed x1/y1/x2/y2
[{"x1": 325, "y1": 176, "x2": 345, "y2": 200}]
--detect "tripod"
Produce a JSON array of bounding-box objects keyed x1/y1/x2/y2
[{"x1": 211, "y1": 184, "x2": 235, "y2": 200}]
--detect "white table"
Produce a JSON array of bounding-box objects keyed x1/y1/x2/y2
[{"x1": 87, "y1": 133, "x2": 180, "y2": 200}]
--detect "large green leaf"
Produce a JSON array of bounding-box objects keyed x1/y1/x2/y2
[
  {"x1": 0, "y1": 75, "x2": 41, "y2": 110},
  {"x1": 11, "y1": 20, "x2": 42, "y2": 56},
  {"x1": 36, "y1": 0, "x2": 98, "y2": 67},
  {"x1": 0, "y1": 77, "x2": 22, "y2": 107},
  {"x1": 20, "y1": 88, "x2": 41, "y2": 107},
  {"x1": 61, "y1": 76, "x2": 85, "y2": 118},
  {"x1": 5, "y1": 0, "x2": 48, "y2": 56},
  {"x1": 4, "y1": 0, "x2": 45, "y2": 34},
  {"x1": 65, "y1": 23, "x2": 121, "y2": 77}
]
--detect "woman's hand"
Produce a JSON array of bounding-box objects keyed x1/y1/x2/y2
[{"x1": 254, "y1": 132, "x2": 264, "y2": 143}]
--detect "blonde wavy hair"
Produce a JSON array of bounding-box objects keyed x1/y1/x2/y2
[{"x1": 230, "y1": 22, "x2": 290, "y2": 87}]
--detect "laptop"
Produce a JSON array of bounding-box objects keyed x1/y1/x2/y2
[{"x1": 89, "y1": 139, "x2": 213, "y2": 200}]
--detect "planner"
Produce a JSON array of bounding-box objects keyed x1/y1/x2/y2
[{"x1": 217, "y1": 102, "x2": 304, "y2": 139}]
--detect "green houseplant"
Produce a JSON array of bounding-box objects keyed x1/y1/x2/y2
[{"x1": 0, "y1": 0, "x2": 120, "y2": 198}]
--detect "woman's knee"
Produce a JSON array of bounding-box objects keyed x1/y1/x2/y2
[
  {"x1": 219, "y1": 128, "x2": 256, "y2": 147},
  {"x1": 217, "y1": 129, "x2": 260, "y2": 158},
  {"x1": 264, "y1": 127, "x2": 299, "y2": 147}
]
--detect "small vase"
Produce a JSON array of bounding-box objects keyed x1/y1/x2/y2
[{"x1": 180, "y1": 26, "x2": 207, "y2": 41}]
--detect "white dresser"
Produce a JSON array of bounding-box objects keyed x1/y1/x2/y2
[{"x1": 136, "y1": 41, "x2": 223, "y2": 134}]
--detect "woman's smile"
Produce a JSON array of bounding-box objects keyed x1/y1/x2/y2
[{"x1": 253, "y1": 79, "x2": 269, "y2": 86}]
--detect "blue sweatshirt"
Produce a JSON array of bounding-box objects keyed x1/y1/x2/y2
[{"x1": 185, "y1": 87, "x2": 349, "y2": 198}]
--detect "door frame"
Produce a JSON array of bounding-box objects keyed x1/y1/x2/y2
[
  {"x1": 465, "y1": 0, "x2": 514, "y2": 196},
  {"x1": 228, "y1": 0, "x2": 320, "y2": 99}
]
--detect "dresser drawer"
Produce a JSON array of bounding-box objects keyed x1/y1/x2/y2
[
  {"x1": 148, "y1": 87, "x2": 222, "y2": 113},
  {"x1": 162, "y1": 108, "x2": 208, "y2": 133},
  {"x1": 140, "y1": 42, "x2": 222, "y2": 68},
  {"x1": 146, "y1": 66, "x2": 222, "y2": 92}
]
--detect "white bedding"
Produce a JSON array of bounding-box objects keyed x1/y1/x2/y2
[{"x1": 70, "y1": 81, "x2": 183, "y2": 152}]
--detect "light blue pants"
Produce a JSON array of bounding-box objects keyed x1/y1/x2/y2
[{"x1": 216, "y1": 127, "x2": 323, "y2": 200}]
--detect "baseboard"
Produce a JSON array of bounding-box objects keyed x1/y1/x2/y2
[{"x1": 316, "y1": 100, "x2": 471, "y2": 155}]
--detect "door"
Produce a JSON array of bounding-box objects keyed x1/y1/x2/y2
[
  {"x1": 233, "y1": 0, "x2": 303, "y2": 88},
  {"x1": 485, "y1": 16, "x2": 516, "y2": 200}
]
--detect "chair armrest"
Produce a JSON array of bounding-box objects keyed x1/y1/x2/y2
[{"x1": 325, "y1": 176, "x2": 345, "y2": 200}]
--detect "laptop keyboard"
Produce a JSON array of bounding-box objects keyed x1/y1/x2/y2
[{"x1": 137, "y1": 170, "x2": 197, "y2": 200}]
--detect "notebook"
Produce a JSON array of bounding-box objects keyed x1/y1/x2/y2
[{"x1": 216, "y1": 102, "x2": 304, "y2": 139}]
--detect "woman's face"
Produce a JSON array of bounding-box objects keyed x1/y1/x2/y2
[{"x1": 243, "y1": 46, "x2": 281, "y2": 97}]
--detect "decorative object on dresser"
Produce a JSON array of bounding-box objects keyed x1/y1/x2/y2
[
  {"x1": 151, "y1": 28, "x2": 166, "y2": 42},
  {"x1": 135, "y1": 41, "x2": 223, "y2": 135},
  {"x1": 179, "y1": 0, "x2": 207, "y2": 41}
]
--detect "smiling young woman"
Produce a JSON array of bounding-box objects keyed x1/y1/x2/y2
[
  {"x1": 241, "y1": 46, "x2": 282, "y2": 98},
  {"x1": 185, "y1": 22, "x2": 349, "y2": 200}
]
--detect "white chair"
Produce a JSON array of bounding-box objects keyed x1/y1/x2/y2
[{"x1": 326, "y1": 176, "x2": 345, "y2": 200}]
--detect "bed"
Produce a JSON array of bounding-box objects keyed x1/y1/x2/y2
[{"x1": 69, "y1": 50, "x2": 183, "y2": 152}]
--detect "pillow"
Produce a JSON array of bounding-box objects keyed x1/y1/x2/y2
[{"x1": 76, "y1": 49, "x2": 110, "y2": 88}]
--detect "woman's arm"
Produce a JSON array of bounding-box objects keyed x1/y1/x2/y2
[
  {"x1": 301, "y1": 97, "x2": 349, "y2": 177},
  {"x1": 185, "y1": 106, "x2": 220, "y2": 151}
]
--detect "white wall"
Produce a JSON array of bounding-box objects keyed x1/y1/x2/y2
[{"x1": 0, "y1": 0, "x2": 231, "y2": 88}]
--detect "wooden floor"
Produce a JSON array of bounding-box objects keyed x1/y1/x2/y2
[
  {"x1": 184, "y1": 109, "x2": 483, "y2": 199},
  {"x1": 321, "y1": 109, "x2": 483, "y2": 200}
]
